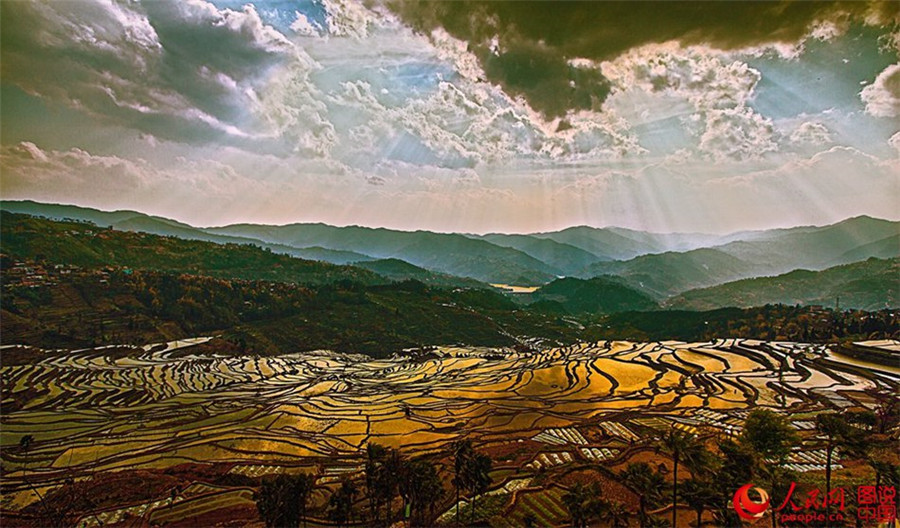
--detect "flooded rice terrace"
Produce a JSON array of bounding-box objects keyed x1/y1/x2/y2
[
  {"x1": 2, "y1": 339, "x2": 895, "y2": 485},
  {"x1": 1, "y1": 337, "x2": 898, "y2": 526}
]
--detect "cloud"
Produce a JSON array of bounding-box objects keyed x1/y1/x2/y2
[
  {"x1": 599, "y1": 42, "x2": 776, "y2": 160},
  {"x1": 790, "y1": 121, "x2": 833, "y2": 145},
  {"x1": 697, "y1": 107, "x2": 777, "y2": 160},
  {"x1": 0, "y1": 0, "x2": 311, "y2": 147},
  {"x1": 0, "y1": 142, "x2": 265, "y2": 211},
  {"x1": 290, "y1": 11, "x2": 323, "y2": 36},
  {"x1": 861, "y1": 63, "x2": 900, "y2": 117},
  {"x1": 1, "y1": 142, "x2": 159, "y2": 198},
  {"x1": 387, "y1": 0, "x2": 898, "y2": 118},
  {"x1": 890, "y1": 131, "x2": 900, "y2": 154},
  {"x1": 322, "y1": 0, "x2": 381, "y2": 38}
]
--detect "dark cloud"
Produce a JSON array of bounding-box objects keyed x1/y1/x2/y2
[
  {"x1": 388, "y1": 0, "x2": 899, "y2": 118},
  {"x1": 0, "y1": 0, "x2": 296, "y2": 148}
]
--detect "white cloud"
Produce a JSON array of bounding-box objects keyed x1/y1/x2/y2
[
  {"x1": 698, "y1": 107, "x2": 777, "y2": 160},
  {"x1": 599, "y1": 42, "x2": 776, "y2": 161},
  {"x1": 789, "y1": 121, "x2": 832, "y2": 146},
  {"x1": 290, "y1": 11, "x2": 322, "y2": 37},
  {"x1": 1, "y1": 0, "x2": 306, "y2": 145},
  {"x1": 322, "y1": 0, "x2": 380, "y2": 39},
  {"x1": 890, "y1": 131, "x2": 900, "y2": 154},
  {"x1": 861, "y1": 63, "x2": 900, "y2": 118}
]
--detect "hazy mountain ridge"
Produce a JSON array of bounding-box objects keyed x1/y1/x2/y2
[
  {"x1": 668, "y1": 257, "x2": 900, "y2": 311},
  {"x1": 204, "y1": 222, "x2": 562, "y2": 284},
  {"x1": 0, "y1": 211, "x2": 383, "y2": 287},
  {"x1": 711, "y1": 215, "x2": 900, "y2": 274},
  {"x1": 580, "y1": 248, "x2": 756, "y2": 298},
  {"x1": 469, "y1": 233, "x2": 607, "y2": 275},
  {"x1": 351, "y1": 258, "x2": 486, "y2": 288},
  {"x1": 0, "y1": 200, "x2": 378, "y2": 265},
  {"x1": 3, "y1": 201, "x2": 898, "y2": 310}
]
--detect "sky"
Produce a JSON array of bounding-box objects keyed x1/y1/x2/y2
[{"x1": 1, "y1": 0, "x2": 898, "y2": 234}]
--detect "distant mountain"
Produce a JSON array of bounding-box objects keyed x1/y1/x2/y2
[
  {"x1": 527, "y1": 276, "x2": 658, "y2": 314},
  {"x1": 0, "y1": 200, "x2": 377, "y2": 265},
  {"x1": 352, "y1": 258, "x2": 485, "y2": 288},
  {"x1": 833, "y1": 235, "x2": 900, "y2": 265},
  {"x1": 0, "y1": 211, "x2": 382, "y2": 286},
  {"x1": 581, "y1": 248, "x2": 754, "y2": 298},
  {"x1": 712, "y1": 216, "x2": 900, "y2": 274},
  {"x1": 207, "y1": 223, "x2": 560, "y2": 284},
  {"x1": 667, "y1": 257, "x2": 900, "y2": 311},
  {"x1": 5, "y1": 200, "x2": 898, "y2": 293},
  {"x1": 530, "y1": 225, "x2": 666, "y2": 260},
  {"x1": 529, "y1": 225, "x2": 726, "y2": 261},
  {"x1": 580, "y1": 217, "x2": 899, "y2": 298},
  {"x1": 471, "y1": 233, "x2": 605, "y2": 275}
]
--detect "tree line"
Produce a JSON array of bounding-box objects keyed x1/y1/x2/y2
[
  {"x1": 255, "y1": 439, "x2": 492, "y2": 528},
  {"x1": 252, "y1": 388, "x2": 897, "y2": 527}
]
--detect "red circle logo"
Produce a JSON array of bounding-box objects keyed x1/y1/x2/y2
[{"x1": 733, "y1": 484, "x2": 770, "y2": 521}]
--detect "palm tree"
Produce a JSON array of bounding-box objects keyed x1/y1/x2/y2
[
  {"x1": 296, "y1": 473, "x2": 316, "y2": 528},
  {"x1": 658, "y1": 428, "x2": 707, "y2": 528},
  {"x1": 401, "y1": 458, "x2": 444, "y2": 526},
  {"x1": 600, "y1": 500, "x2": 630, "y2": 528},
  {"x1": 327, "y1": 478, "x2": 358, "y2": 528},
  {"x1": 681, "y1": 478, "x2": 717, "y2": 527},
  {"x1": 466, "y1": 452, "x2": 492, "y2": 524},
  {"x1": 712, "y1": 439, "x2": 755, "y2": 527},
  {"x1": 620, "y1": 462, "x2": 666, "y2": 528},
  {"x1": 379, "y1": 448, "x2": 404, "y2": 523},
  {"x1": 523, "y1": 512, "x2": 537, "y2": 528},
  {"x1": 365, "y1": 443, "x2": 387, "y2": 525},
  {"x1": 816, "y1": 413, "x2": 866, "y2": 520},
  {"x1": 864, "y1": 386, "x2": 900, "y2": 434},
  {"x1": 741, "y1": 409, "x2": 799, "y2": 528},
  {"x1": 257, "y1": 474, "x2": 302, "y2": 528},
  {"x1": 450, "y1": 440, "x2": 473, "y2": 527}
]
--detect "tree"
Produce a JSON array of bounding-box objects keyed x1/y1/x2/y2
[
  {"x1": 296, "y1": 473, "x2": 316, "y2": 528},
  {"x1": 681, "y1": 478, "x2": 717, "y2": 528},
  {"x1": 400, "y1": 458, "x2": 444, "y2": 526},
  {"x1": 741, "y1": 409, "x2": 799, "y2": 528},
  {"x1": 620, "y1": 462, "x2": 666, "y2": 528},
  {"x1": 257, "y1": 474, "x2": 304, "y2": 528},
  {"x1": 365, "y1": 443, "x2": 387, "y2": 525},
  {"x1": 523, "y1": 512, "x2": 537, "y2": 528},
  {"x1": 465, "y1": 452, "x2": 492, "y2": 524},
  {"x1": 712, "y1": 439, "x2": 756, "y2": 527},
  {"x1": 327, "y1": 478, "x2": 358, "y2": 527},
  {"x1": 865, "y1": 387, "x2": 900, "y2": 434},
  {"x1": 599, "y1": 500, "x2": 630, "y2": 528},
  {"x1": 378, "y1": 448, "x2": 404, "y2": 523},
  {"x1": 562, "y1": 483, "x2": 592, "y2": 528},
  {"x1": 450, "y1": 439, "x2": 474, "y2": 527},
  {"x1": 657, "y1": 428, "x2": 707, "y2": 528},
  {"x1": 816, "y1": 413, "x2": 867, "y2": 520}
]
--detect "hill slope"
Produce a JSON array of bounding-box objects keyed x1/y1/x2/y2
[
  {"x1": 667, "y1": 257, "x2": 900, "y2": 311},
  {"x1": 473, "y1": 233, "x2": 605, "y2": 275},
  {"x1": 0, "y1": 211, "x2": 381, "y2": 286},
  {"x1": 351, "y1": 258, "x2": 485, "y2": 288},
  {"x1": 0, "y1": 200, "x2": 377, "y2": 264},
  {"x1": 582, "y1": 248, "x2": 755, "y2": 298},
  {"x1": 206, "y1": 223, "x2": 560, "y2": 284},
  {"x1": 527, "y1": 276, "x2": 658, "y2": 315},
  {"x1": 713, "y1": 215, "x2": 900, "y2": 274}
]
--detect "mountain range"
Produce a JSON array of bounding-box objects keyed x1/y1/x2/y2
[{"x1": 2, "y1": 200, "x2": 898, "y2": 310}]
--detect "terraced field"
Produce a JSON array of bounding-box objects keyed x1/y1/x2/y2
[{"x1": 1, "y1": 338, "x2": 897, "y2": 521}]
